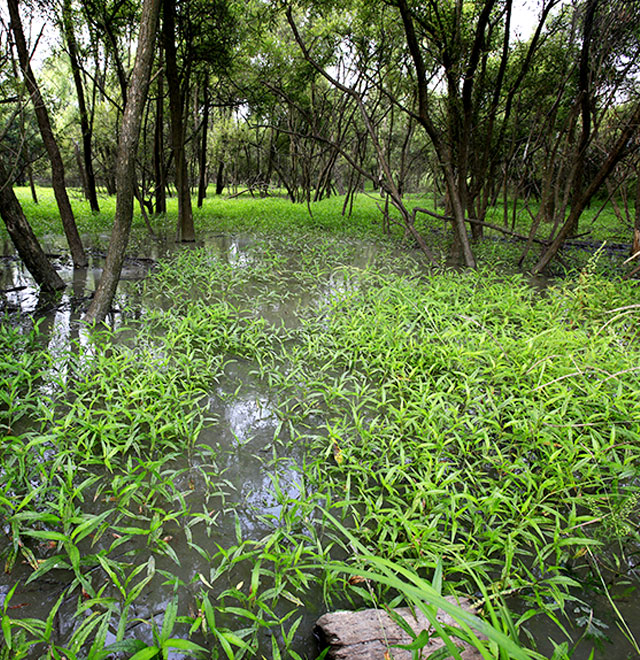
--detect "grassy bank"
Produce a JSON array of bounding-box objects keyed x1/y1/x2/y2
[{"x1": 1, "y1": 194, "x2": 640, "y2": 658}]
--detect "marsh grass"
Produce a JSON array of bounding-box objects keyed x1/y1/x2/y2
[{"x1": 1, "y1": 212, "x2": 640, "y2": 657}]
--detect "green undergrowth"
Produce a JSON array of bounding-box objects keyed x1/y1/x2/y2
[
  {"x1": 9, "y1": 186, "x2": 637, "y2": 275},
  {"x1": 1, "y1": 234, "x2": 640, "y2": 658}
]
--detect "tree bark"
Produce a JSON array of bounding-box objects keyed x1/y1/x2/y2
[
  {"x1": 215, "y1": 160, "x2": 225, "y2": 195},
  {"x1": 197, "y1": 78, "x2": 209, "y2": 208},
  {"x1": 162, "y1": 0, "x2": 195, "y2": 241},
  {"x1": 84, "y1": 0, "x2": 161, "y2": 323},
  {"x1": 0, "y1": 160, "x2": 65, "y2": 292},
  {"x1": 8, "y1": 0, "x2": 87, "y2": 268},
  {"x1": 154, "y1": 53, "x2": 167, "y2": 214},
  {"x1": 62, "y1": 0, "x2": 100, "y2": 212}
]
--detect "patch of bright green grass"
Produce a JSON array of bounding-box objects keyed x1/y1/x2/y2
[{"x1": 8, "y1": 186, "x2": 637, "y2": 278}]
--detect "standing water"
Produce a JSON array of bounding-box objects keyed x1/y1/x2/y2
[{"x1": 1, "y1": 230, "x2": 640, "y2": 659}]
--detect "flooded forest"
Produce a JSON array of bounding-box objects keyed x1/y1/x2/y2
[{"x1": 2, "y1": 0, "x2": 640, "y2": 658}]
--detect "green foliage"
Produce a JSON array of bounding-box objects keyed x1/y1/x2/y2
[{"x1": 2, "y1": 210, "x2": 640, "y2": 657}]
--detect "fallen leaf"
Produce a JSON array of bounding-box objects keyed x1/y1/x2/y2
[{"x1": 333, "y1": 442, "x2": 343, "y2": 466}]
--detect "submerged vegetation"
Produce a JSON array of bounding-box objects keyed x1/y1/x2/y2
[{"x1": 1, "y1": 194, "x2": 640, "y2": 657}]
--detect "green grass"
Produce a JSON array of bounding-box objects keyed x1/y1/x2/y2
[
  {"x1": 9, "y1": 185, "x2": 637, "y2": 278},
  {"x1": 1, "y1": 193, "x2": 640, "y2": 658}
]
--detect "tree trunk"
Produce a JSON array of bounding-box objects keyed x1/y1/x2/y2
[
  {"x1": 62, "y1": 0, "x2": 100, "y2": 212},
  {"x1": 8, "y1": 0, "x2": 87, "y2": 268},
  {"x1": 154, "y1": 55, "x2": 167, "y2": 214},
  {"x1": 162, "y1": 0, "x2": 195, "y2": 241},
  {"x1": 84, "y1": 0, "x2": 161, "y2": 323},
  {"x1": 197, "y1": 78, "x2": 209, "y2": 208},
  {"x1": 0, "y1": 160, "x2": 65, "y2": 292},
  {"x1": 74, "y1": 141, "x2": 89, "y2": 197},
  {"x1": 27, "y1": 163, "x2": 38, "y2": 204},
  {"x1": 215, "y1": 160, "x2": 225, "y2": 195}
]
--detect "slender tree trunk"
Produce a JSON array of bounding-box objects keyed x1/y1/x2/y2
[
  {"x1": 62, "y1": 0, "x2": 99, "y2": 212},
  {"x1": 84, "y1": 0, "x2": 161, "y2": 323},
  {"x1": 8, "y1": 0, "x2": 87, "y2": 268},
  {"x1": 27, "y1": 163, "x2": 38, "y2": 204},
  {"x1": 197, "y1": 79, "x2": 209, "y2": 208},
  {"x1": 0, "y1": 160, "x2": 65, "y2": 292},
  {"x1": 74, "y1": 141, "x2": 89, "y2": 197},
  {"x1": 215, "y1": 160, "x2": 225, "y2": 195},
  {"x1": 154, "y1": 55, "x2": 167, "y2": 214},
  {"x1": 162, "y1": 0, "x2": 195, "y2": 241}
]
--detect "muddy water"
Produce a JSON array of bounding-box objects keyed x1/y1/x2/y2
[
  {"x1": 1, "y1": 231, "x2": 639, "y2": 659},
  {"x1": 0, "y1": 231, "x2": 363, "y2": 658}
]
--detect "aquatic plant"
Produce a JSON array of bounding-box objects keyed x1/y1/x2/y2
[{"x1": 1, "y1": 230, "x2": 639, "y2": 658}]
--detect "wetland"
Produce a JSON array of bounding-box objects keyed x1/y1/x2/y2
[{"x1": 1, "y1": 194, "x2": 640, "y2": 660}]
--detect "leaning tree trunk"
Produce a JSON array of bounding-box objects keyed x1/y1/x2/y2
[
  {"x1": 84, "y1": 0, "x2": 161, "y2": 323},
  {"x1": 0, "y1": 160, "x2": 65, "y2": 292},
  {"x1": 8, "y1": 0, "x2": 87, "y2": 268},
  {"x1": 162, "y1": 0, "x2": 195, "y2": 241}
]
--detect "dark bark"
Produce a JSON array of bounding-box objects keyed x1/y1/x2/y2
[
  {"x1": 0, "y1": 160, "x2": 65, "y2": 292},
  {"x1": 8, "y1": 0, "x2": 87, "y2": 268},
  {"x1": 154, "y1": 55, "x2": 167, "y2": 214},
  {"x1": 27, "y1": 162, "x2": 38, "y2": 204},
  {"x1": 74, "y1": 141, "x2": 89, "y2": 195},
  {"x1": 197, "y1": 79, "x2": 209, "y2": 207},
  {"x1": 62, "y1": 0, "x2": 100, "y2": 212},
  {"x1": 215, "y1": 160, "x2": 225, "y2": 195},
  {"x1": 162, "y1": 0, "x2": 195, "y2": 241},
  {"x1": 84, "y1": 0, "x2": 161, "y2": 323}
]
